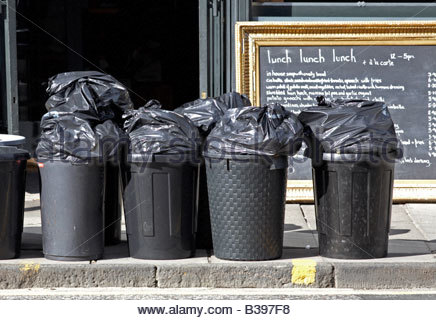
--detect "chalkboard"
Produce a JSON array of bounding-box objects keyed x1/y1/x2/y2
[{"x1": 258, "y1": 45, "x2": 436, "y2": 180}]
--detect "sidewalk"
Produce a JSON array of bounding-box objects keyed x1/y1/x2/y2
[{"x1": 1, "y1": 196, "x2": 434, "y2": 290}]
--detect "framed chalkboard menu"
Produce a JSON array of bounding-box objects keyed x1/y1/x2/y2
[{"x1": 235, "y1": 21, "x2": 436, "y2": 202}]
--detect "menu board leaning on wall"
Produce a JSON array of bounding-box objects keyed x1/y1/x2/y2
[{"x1": 235, "y1": 21, "x2": 436, "y2": 202}]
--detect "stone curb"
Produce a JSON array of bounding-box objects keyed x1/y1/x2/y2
[
  {"x1": 156, "y1": 263, "x2": 334, "y2": 288},
  {"x1": 0, "y1": 261, "x2": 434, "y2": 289},
  {"x1": 333, "y1": 262, "x2": 436, "y2": 289},
  {"x1": 0, "y1": 264, "x2": 156, "y2": 289}
]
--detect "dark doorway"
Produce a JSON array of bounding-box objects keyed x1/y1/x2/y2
[{"x1": 16, "y1": 0, "x2": 199, "y2": 125}]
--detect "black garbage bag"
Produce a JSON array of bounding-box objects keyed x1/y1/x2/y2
[
  {"x1": 123, "y1": 101, "x2": 200, "y2": 160},
  {"x1": 298, "y1": 97, "x2": 402, "y2": 156},
  {"x1": 174, "y1": 92, "x2": 251, "y2": 135},
  {"x1": 215, "y1": 92, "x2": 251, "y2": 111},
  {"x1": 204, "y1": 103, "x2": 303, "y2": 157},
  {"x1": 36, "y1": 109, "x2": 127, "y2": 164},
  {"x1": 45, "y1": 71, "x2": 134, "y2": 124},
  {"x1": 95, "y1": 120, "x2": 129, "y2": 162}
]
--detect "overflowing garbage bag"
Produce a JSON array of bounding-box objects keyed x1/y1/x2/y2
[
  {"x1": 123, "y1": 100, "x2": 200, "y2": 160},
  {"x1": 298, "y1": 96, "x2": 401, "y2": 156},
  {"x1": 204, "y1": 103, "x2": 303, "y2": 157},
  {"x1": 45, "y1": 71, "x2": 134, "y2": 124},
  {"x1": 174, "y1": 92, "x2": 251, "y2": 135},
  {"x1": 36, "y1": 110, "x2": 126, "y2": 163}
]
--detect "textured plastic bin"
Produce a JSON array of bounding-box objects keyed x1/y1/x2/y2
[
  {"x1": 104, "y1": 163, "x2": 122, "y2": 246},
  {"x1": 39, "y1": 160, "x2": 105, "y2": 261},
  {"x1": 0, "y1": 147, "x2": 29, "y2": 259},
  {"x1": 122, "y1": 154, "x2": 199, "y2": 260},
  {"x1": 312, "y1": 153, "x2": 395, "y2": 259},
  {"x1": 205, "y1": 155, "x2": 287, "y2": 261},
  {"x1": 195, "y1": 161, "x2": 213, "y2": 250}
]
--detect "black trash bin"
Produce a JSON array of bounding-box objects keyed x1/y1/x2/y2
[
  {"x1": 39, "y1": 159, "x2": 105, "y2": 261},
  {"x1": 36, "y1": 71, "x2": 133, "y2": 258},
  {"x1": 0, "y1": 147, "x2": 30, "y2": 259},
  {"x1": 299, "y1": 97, "x2": 401, "y2": 259},
  {"x1": 205, "y1": 155, "x2": 287, "y2": 260},
  {"x1": 36, "y1": 111, "x2": 124, "y2": 261},
  {"x1": 204, "y1": 104, "x2": 303, "y2": 261},
  {"x1": 312, "y1": 153, "x2": 395, "y2": 259},
  {"x1": 122, "y1": 103, "x2": 201, "y2": 259},
  {"x1": 122, "y1": 153, "x2": 199, "y2": 259}
]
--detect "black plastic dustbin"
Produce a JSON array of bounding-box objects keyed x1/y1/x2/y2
[
  {"x1": 0, "y1": 147, "x2": 29, "y2": 259},
  {"x1": 104, "y1": 162, "x2": 122, "y2": 245},
  {"x1": 122, "y1": 153, "x2": 199, "y2": 260},
  {"x1": 312, "y1": 152, "x2": 395, "y2": 259},
  {"x1": 205, "y1": 155, "x2": 287, "y2": 261},
  {"x1": 39, "y1": 159, "x2": 105, "y2": 261}
]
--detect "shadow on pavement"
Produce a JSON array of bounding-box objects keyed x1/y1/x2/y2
[{"x1": 284, "y1": 223, "x2": 301, "y2": 231}]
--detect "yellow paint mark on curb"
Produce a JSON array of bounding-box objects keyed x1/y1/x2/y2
[
  {"x1": 291, "y1": 259, "x2": 316, "y2": 285},
  {"x1": 20, "y1": 263, "x2": 40, "y2": 273}
]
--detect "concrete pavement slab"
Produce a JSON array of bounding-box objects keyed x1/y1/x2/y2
[
  {"x1": 300, "y1": 205, "x2": 317, "y2": 231},
  {"x1": 23, "y1": 200, "x2": 41, "y2": 226},
  {"x1": 387, "y1": 205, "x2": 432, "y2": 258},
  {"x1": 283, "y1": 204, "x2": 318, "y2": 249},
  {"x1": 405, "y1": 203, "x2": 436, "y2": 254},
  {"x1": 300, "y1": 204, "x2": 435, "y2": 261}
]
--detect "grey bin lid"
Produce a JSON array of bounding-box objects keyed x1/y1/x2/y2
[
  {"x1": 0, "y1": 146, "x2": 30, "y2": 161},
  {"x1": 0, "y1": 134, "x2": 25, "y2": 146}
]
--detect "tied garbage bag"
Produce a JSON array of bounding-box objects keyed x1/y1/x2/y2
[
  {"x1": 174, "y1": 92, "x2": 251, "y2": 135},
  {"x1": 204, "y1": 103, "x2": 303, "y2": 157},
  {"x1": 36, "y1": 110, "x2": 127, "y2": 163},
  {"x1": 45, "y1": 71, "x2": 134, "y2": 124},
  {"x1": 123, "y1": 100, "x2": 200, "y2": 160},
  {"x1": 298, "y1": 96, "x2": 402, "y2": 156}
]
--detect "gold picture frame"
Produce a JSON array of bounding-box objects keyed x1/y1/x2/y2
[{"x1": 235, "y1": 21, "x2": 436, "y2": 203}]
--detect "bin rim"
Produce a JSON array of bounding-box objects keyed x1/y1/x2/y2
[
  {"x1": 127, "y1": 151, "x2": 201, "y2": 165},
  {"x1": 37, "y1": 157, "x2": 104, "y2": 166},
  {"x1": 0, "y1": 146, "x2": 30, "y2": 161},
  {"x1": 203, "y1": 152, "x2": 287, "y2": 160},
  {"x1": 322, "y1": 151, "x2": 399, "y2": 163},
  {"x1": 0, "y1": 134, "x2": 25, "y2": 146},
  {"x1": 204, "y1": 153, "x2": 288, "y2": 169}
]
